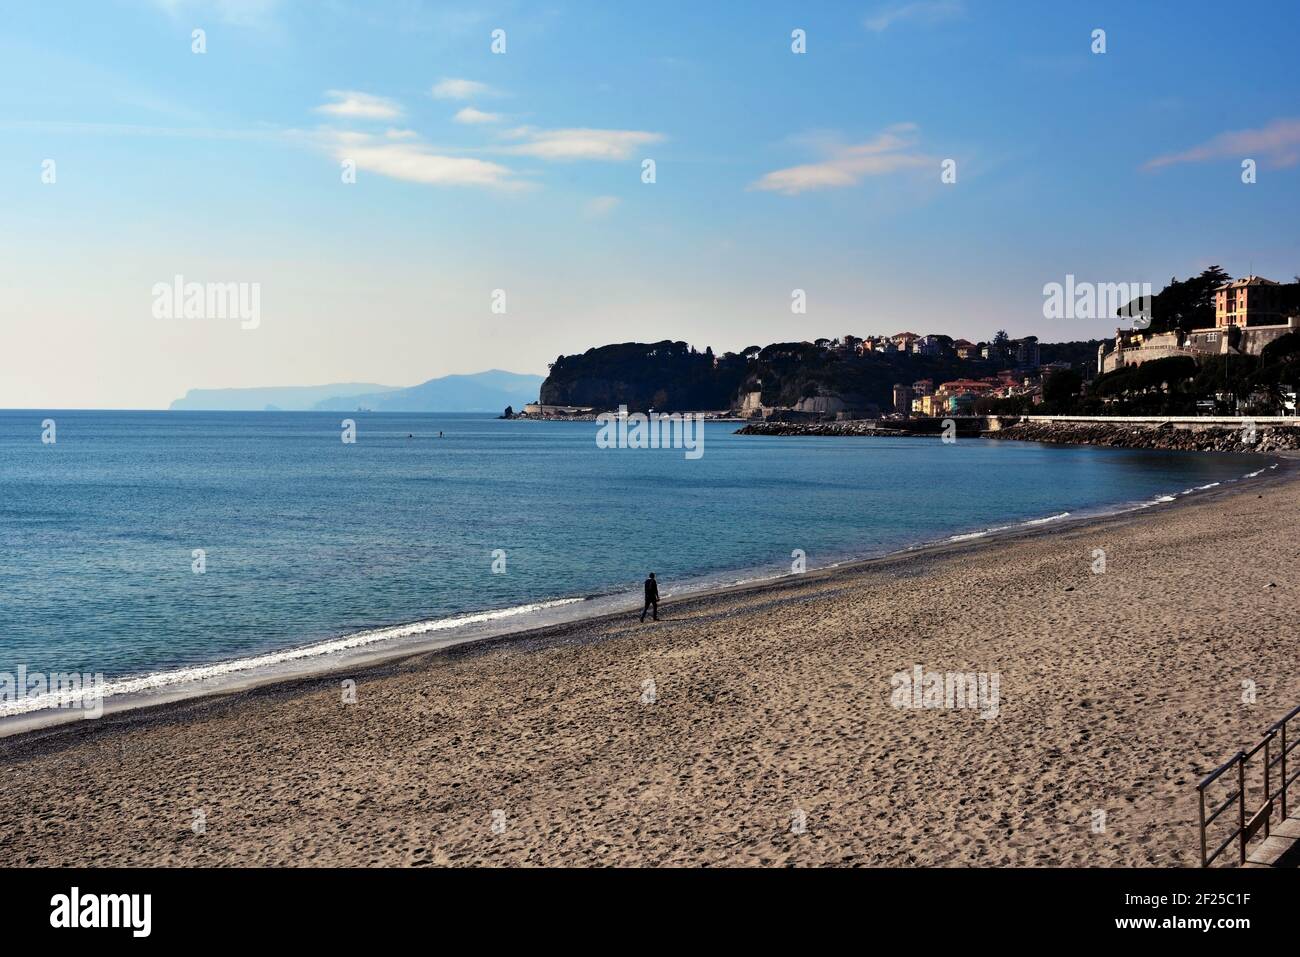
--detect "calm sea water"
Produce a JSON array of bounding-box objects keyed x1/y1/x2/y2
[{"x1": 0, "y1": 411, "x2": 1273, "y2": 697}]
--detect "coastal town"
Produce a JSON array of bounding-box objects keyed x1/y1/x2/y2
[
  {"x1": 521, "y1": 274, "x2": 1300, "y2": 425},
  {"x1": 739, "y1": 331, "x2": 1051, "y2": 420}
]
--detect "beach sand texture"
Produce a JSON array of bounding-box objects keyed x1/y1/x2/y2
[{"x1": 2, "y1": 464, "x2": 1297, "y2": 867}]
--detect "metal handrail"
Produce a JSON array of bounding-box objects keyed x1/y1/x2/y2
[
  {"x1": 1199, "y1": 752, "x2": 1241, "y2": 791},
  {"x1": 1270, "y1": 706, "x2": 1300, "y2": 821},
  {"x1": 1196, "y1": 706, "x2": 1299, "y2": 867},
  {"x1": 1203, "y1": 788, "x2": 1239, "y2": 827},
  {"x1": 1267, "y1": 704, "x2": 1300, "y2": 733}
]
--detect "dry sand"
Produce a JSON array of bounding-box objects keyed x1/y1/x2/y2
[{"x1": 3, "y1": 460, "x2": 1297, "y2": 867}]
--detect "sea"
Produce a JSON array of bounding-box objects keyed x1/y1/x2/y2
[{"x1": 0, "y1": 410, "x2": 1276, "y2": 720}]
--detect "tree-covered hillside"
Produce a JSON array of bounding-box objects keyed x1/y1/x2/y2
[
  {"x1": 539, "y1": 337, "x2": 1103, "y2": 413},
  {"x1": 540, "y1": 341, "x2": 748, "y2": 411},
  {"x1": 747, "y1": 343, "x2": 1002, "y2": 410}
]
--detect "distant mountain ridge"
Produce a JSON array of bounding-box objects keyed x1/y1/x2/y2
[
  {"x1": 169, "y1": 382, "x2": 397, "y2": 411},
  {"x1": 170, "y1": 370, "x2": 543, "y2": 412},
  {"x1": 310, "y1": 370, "x2": 543, "y2": 412}
]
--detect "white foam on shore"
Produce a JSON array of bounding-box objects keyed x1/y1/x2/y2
[
  {"x1": 1177, "y1": 483, "x2": 1220, "y2": 496},
  {"x1": 0, "y1": 597, "x2": 585, "y2": 718},
  {"x1": 948, "y1": 511, "x2": 1070, "y2": 542},
  {"x1": 7, "y1": 457, "x2": 1283, "y2": 728},
  {"x1": 1146, "y1": 495, "x2": 1177, "y2": 505},
  {"x1": 1022, "y1": 511, "x2": 1071, "y2": 526}
]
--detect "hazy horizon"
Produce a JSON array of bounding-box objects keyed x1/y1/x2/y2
[{"x1": 4, "y1": 0, "x2": 1298, "y2": 409}]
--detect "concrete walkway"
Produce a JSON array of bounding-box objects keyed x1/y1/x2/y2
[{"x1": 1245, "y1": 810, "x2": 1300, "y2": 867}]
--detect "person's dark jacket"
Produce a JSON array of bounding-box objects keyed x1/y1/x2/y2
[{"x1": 644, "y1": 578, "x2": 659, "y2": 603}]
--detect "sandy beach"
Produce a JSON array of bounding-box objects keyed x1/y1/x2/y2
[{"x1": 3, "y1": 457, "x2": 1297, "y2": 867}]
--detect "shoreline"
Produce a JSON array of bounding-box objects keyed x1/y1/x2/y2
[
  {"x1": 4, "y1": 454, "x2": 1298, "y2": 864},
  {"x1": 1, "y1": 450, "x2": 1286, "y2": 739},
  {"x1": 4, "y1": 452, "x2": 1294, "y2": 745}
]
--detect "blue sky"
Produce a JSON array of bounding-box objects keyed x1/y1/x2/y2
[{"x1": 2, "y1": 0, "x2": 1298, "y2": 408}]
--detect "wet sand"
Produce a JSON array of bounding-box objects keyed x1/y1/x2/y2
[{"x1": 2, "y1": 458, "x2": 1297, "y2": 866}]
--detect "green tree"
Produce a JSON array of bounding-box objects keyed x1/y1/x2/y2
[
  {"x1": 1260, "y1": 332, "x2": 1300, "y2": 366},
  {"x1": 1122, "y1": 265, "x2": 1231, "y2": 333},
  {"x1": 1042, "y1": 368, "x2": 1083, "y2": 406}
]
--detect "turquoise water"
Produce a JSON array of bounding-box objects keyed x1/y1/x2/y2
[{"x1": 0, "y1": 411, "x2": 1272, "y2": 691}]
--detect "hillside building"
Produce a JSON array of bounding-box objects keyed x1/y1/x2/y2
[{"x1": 1098, "y1": 275, "x2": 1300, "y2": 374}]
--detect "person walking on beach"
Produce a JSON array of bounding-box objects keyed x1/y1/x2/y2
[{"x1": 640, "y1": 572, "x2": 660, "y2": 622}]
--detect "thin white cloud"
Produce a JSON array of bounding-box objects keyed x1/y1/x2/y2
[
  {"x1": 584, "y1": 195, "x2": 621, "y2": 218},
  {"x1": 454, "y1": 107, "x2": 502, "y2": 125},
  {"x1": 385, "y1": 128, "x2": 419, "y2": 140},
  {"x1": 502, "y1": 127, "x2": 664, "y2": 161},
  {"x1": 750, "y1": 124, "x2": 932, "y2": 195},
  {"x1": 315, "y1": 90, "x2": 403, "y2": 120},
  {"x1": 431, "y1": 78, "x2": 496, "y2": 100},
  {"x1": 1144, "y1": 117, "x2": 1300, "y2": 170},
  {"x1": 864, "y1": 1, "x2": 964, "y2": 32},
  {"x1": 326, "y1": 131, "x2": 522, "y2": 190}
]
